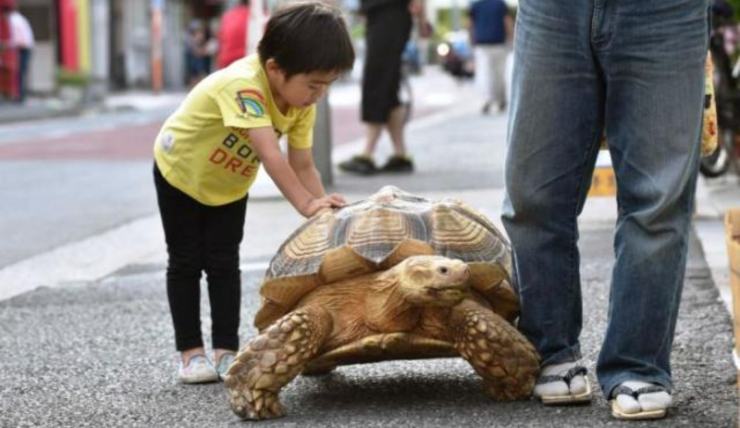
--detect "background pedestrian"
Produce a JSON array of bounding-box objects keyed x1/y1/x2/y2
[
  {"x1": 8, "y1": 1, "x2": 33, "y2": 103},
  {"x1": 468, "y1": 0, "x2": 512, "y2": 114},
  {"x1": 217, "y1": 0, "x2": 250, "y2": 69},
  {"x1": 185, "y1": 20, "x2": 209, "y2": 87},
  {"x1": 338, "y1": 0, "x2": 427, "y2": 175}
]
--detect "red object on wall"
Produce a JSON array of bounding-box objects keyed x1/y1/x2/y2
[
  {"x1": 217, "y1": 5, "x2": 249, "y2": 69},
  {"x1": 59, "y1": 0, "x2": 78, "y2": 71},
  {"x1": 0, "y1": 1, "x2": 18, "y2": 99}
]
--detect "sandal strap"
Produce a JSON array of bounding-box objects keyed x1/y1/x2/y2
[
  {"x1": 612, "y1": 384, "x2": 666, "y2": 399},
  {"x1": 536, "y1": 365, "x2": 587, "y2": 385}
]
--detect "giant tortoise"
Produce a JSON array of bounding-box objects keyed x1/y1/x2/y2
[{"x1": 224, "y1": 186, "x2": 540, "y2": 419}]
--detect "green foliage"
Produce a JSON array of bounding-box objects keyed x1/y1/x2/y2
[
  {"x1": 57, "y1": 69, "x2": 90, "y2": 87},
  {"x1": 728, "y1": 0, "x2": 740, "y2": 20},
  {"x1": 436, "y1": 8, "x2": 452, "y2": 35},
  {"x1": 435, "y1": 7, "x2": 470, "y2": 34}
]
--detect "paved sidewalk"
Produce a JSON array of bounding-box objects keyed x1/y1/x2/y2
[
  {"x1": 0, "y1": 97, "x2": 82, "y2": 124},
  {"x1": 0, "y1": 105, "x2": 736, "y2": 426},
  {"x1": 0, "y1": 90, "x2": 187, "y2": 125}
]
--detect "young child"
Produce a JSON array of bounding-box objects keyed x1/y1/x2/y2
[{"x1": 153, "y1": 2, "x2": 354, "y2": 383}]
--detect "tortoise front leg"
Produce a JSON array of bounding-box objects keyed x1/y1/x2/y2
[
  {"x1": 449, "y1": 300, "x2": 540, "y2": 400},
  {"x1": 224, "y1": 305, "x2": 332, "y2": 420}
]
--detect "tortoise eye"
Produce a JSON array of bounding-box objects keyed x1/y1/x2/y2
[{"x1": 438, "y1": 266, "x2": 448, "y2": 275}]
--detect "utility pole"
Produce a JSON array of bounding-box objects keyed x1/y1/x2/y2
[{"x1": 313, "y1": 95, "x2": 333, "y2": 187}]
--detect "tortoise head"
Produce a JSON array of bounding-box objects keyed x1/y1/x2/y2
[{"x1": 393, "y1": 255, "x2": 471, "y2": 306}]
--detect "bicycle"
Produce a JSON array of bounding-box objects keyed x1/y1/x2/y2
[{"x1": 702, "y1": 3, "x2": 740, "y2": 177}]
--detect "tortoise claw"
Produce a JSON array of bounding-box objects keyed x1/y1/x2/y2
[{"x1": 229, "y1": 388, "x2": 285, "y2": 420}]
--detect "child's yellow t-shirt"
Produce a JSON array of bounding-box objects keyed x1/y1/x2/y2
[{"x1": 153, "y1": 54, "x2": 316, "y2": 206}]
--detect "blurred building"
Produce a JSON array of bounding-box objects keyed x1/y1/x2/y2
[{"x1": 17, "y1": 0, "x2": 246, "y2": 98}]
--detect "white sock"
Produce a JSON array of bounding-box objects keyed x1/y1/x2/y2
[
  {"x1": 613, "y1": 380, "x2": 672, "y2": 414},
  {"x1": 534, "y1": 361, "x2": 588, "y2": 397}
]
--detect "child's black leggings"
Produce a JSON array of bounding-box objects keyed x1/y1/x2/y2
[{"x1": 153, "y1": 163, "x2": 247, "y2": 352}]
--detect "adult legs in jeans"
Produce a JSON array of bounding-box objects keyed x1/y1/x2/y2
[
  {"x1": 595, "y1": 0, "x2": 706, "y2": 400},
  {"x1": 17, "y1": 48, "x2": 30, "y2": 102},
  {"x1": 154, "y1": 165, "x2": 246, "y2": 358},
  {"x1": 502, "y1": 0, "x2": 707, "y2": 407}
]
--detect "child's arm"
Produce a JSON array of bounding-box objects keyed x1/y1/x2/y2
[
  {"x1": 288, "y1": 146, "x2": 327, "y2": 198},
  {"x1": 248, "y1": 127, "x2": 345, "y2": 217}
]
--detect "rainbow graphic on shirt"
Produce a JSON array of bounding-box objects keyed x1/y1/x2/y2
[{"x1": 235, "y1": 89, "x2": 266, "y2": 117}]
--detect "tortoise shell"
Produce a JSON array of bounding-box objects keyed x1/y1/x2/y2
[{"x1": 254, "y1": 186, "x2": 518, "y2": 330}]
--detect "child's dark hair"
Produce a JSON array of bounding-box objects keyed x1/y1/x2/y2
[{"x1": 258, "y1": 2, "x2": 355, "y2": 78}]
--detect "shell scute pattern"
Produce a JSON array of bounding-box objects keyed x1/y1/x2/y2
[{"x1": 255, "y1": 186, "x2": 516, "y2": 330}]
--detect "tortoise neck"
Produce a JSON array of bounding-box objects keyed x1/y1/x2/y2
[{"x1": 365, "y1": 273, "x2": 421, "y2": 332}]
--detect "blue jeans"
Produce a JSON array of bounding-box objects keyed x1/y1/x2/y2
[
  {"x1": 17, "y1": 48, "x2": 30, "y2": 102},
  {"x1": 502, "y1": 0, "x2": 708, "y2": 399}
]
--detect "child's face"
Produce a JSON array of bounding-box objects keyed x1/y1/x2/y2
[{"x1": 267, "y1": 61, "x2": 339, "y2": 108}]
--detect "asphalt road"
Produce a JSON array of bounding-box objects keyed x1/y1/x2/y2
[{"x1": 0, "y1": 226, "x2": 735, "y2": 427}]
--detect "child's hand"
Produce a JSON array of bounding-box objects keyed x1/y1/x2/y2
[
  {"x1": 325, "y1": 192, "x2": 347, "y2": 207},
  {"x1": 301, "y1": 193, "x2": 347, "y2": 217}
]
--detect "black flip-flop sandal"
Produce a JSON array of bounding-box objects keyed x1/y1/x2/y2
[
  {"x1": 610, "y1": 384, "x2": 669, "y2": 420},
  {"x1": 536, "y1": 366, "x2": 592, "y2": 405}
]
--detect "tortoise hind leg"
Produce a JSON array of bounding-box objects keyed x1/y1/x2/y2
[
  {"x1": 450, "y1": 300, "x2": 540, "y2": 400},
  {"x1": 224, "y1": 305, "x2": 332, "y2": 420}
]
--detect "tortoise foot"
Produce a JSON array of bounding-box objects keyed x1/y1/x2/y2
[
  {"x1": 224, "y1": 306, "x2": 332, "y2": 419},
  {"x1": 451, "y1": 301, "x2": 540, "y2": 400},
  {"x1": 228, "y1": 388, "x2": 285, "y2": 420}
]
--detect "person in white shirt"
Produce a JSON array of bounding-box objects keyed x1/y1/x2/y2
[{"x1": 8, "y1": 5, "x2": 33, "y2": 102}]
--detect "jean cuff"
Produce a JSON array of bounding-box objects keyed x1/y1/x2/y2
[{"x1": 539, "y1": 344, "x2": 582, "y2": 368}]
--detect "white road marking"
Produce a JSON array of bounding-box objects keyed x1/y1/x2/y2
[{"x1": 0, "y1": 216, "x2": 164, "y2": 301}]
